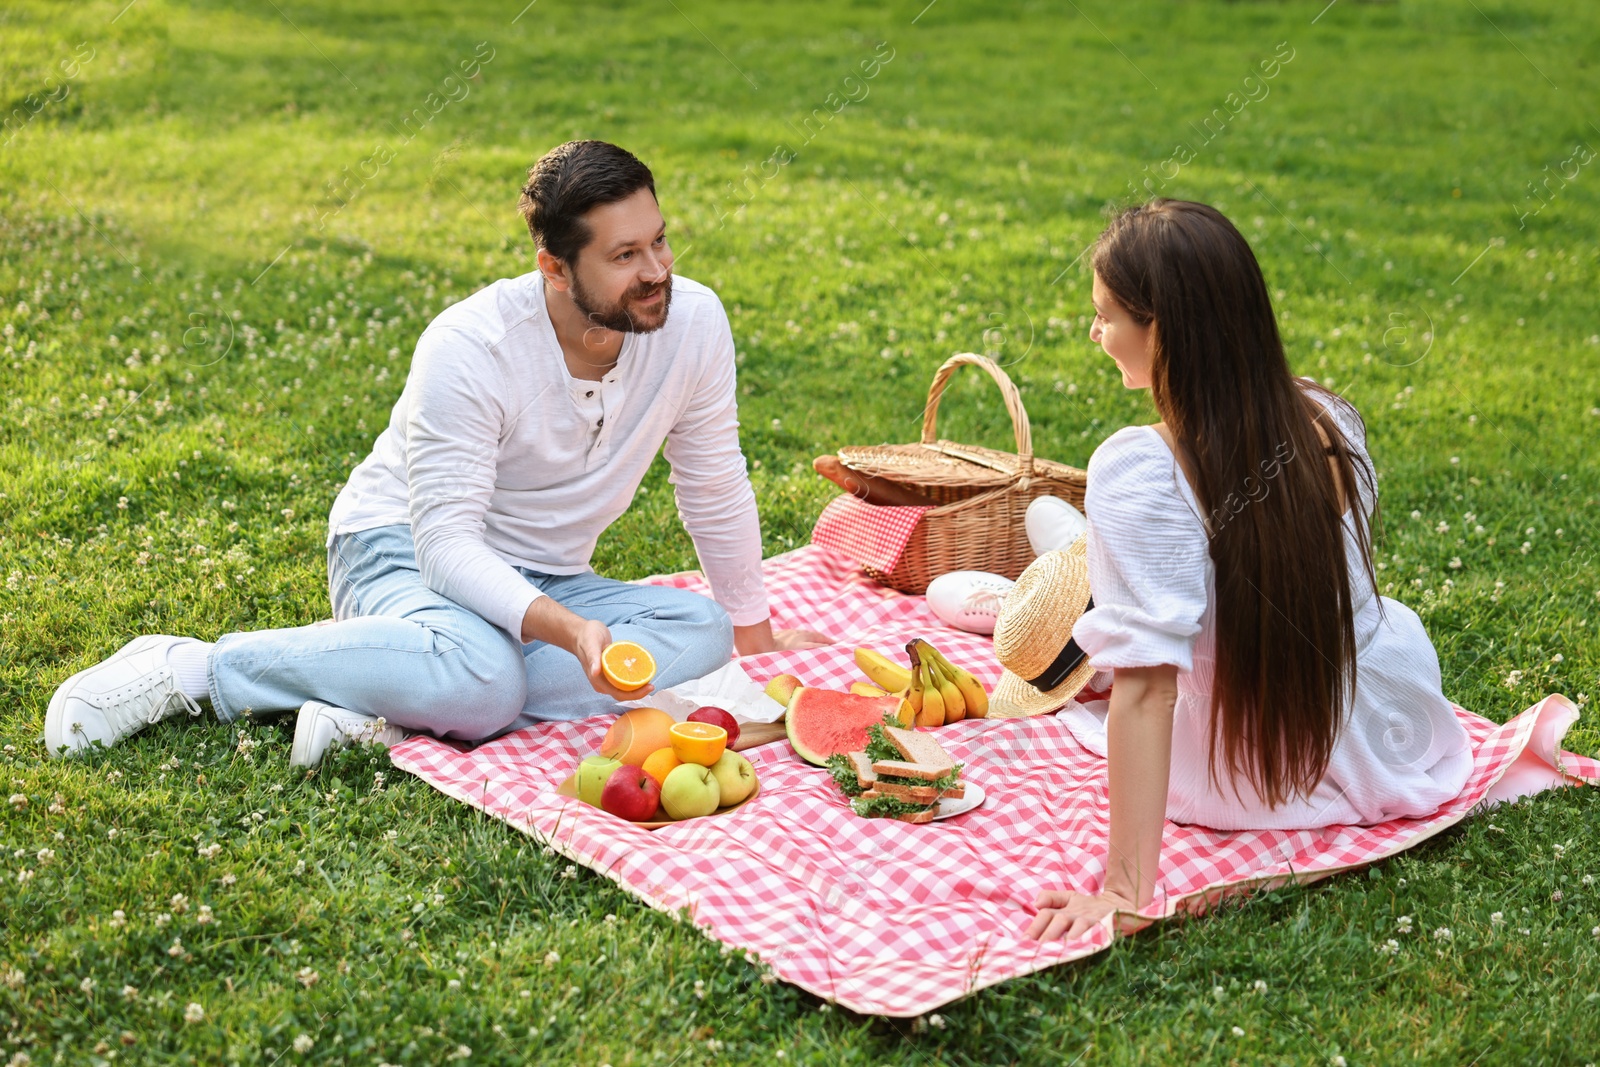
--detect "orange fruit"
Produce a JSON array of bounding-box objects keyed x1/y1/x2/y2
[
  {"x1": 640, "y1": 747, "x2": 683, "y2": 789},
  {"x1": 601, "y1": 641, "x2": 656, "y2": 691},
  {"x1": 600, "y1": 707, "x2": 676, "y2": 766},
  {"x1": 668, "y1": 721, "x2": 727, "y2": 767}
]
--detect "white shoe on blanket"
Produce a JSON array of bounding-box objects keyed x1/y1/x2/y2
[
  {"x1": 45, "y1": 636, "x2": 206, "y2": 757},
  {"x1": 291, "y1": 701, "x2": 411, "y2": 768},
  {"x1": 926, "y1": 571, "x2": 1015, "y2": 635},
  {"x1": 1026, "y1": 495, "x2": 1088, "y2": 556}
]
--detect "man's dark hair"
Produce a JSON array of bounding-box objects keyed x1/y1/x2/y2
[{"x1": 517, "y1": 140, "x2": 656, "y2": 264}]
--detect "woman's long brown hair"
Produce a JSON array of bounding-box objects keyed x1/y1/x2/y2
[{"x1": 1092, "y1": 199, "x2": 1380, "y2": 809}]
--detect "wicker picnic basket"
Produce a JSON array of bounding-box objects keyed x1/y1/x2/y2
[{"x1": 835, "y1": 353, "x2": 1087, "y2": 594}]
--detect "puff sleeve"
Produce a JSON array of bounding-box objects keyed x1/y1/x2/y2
[{"x1": 1070, "y1": 427, "x2": 1213, "y2": 673}]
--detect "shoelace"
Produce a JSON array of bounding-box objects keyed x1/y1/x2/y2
[
  {"x1": 959, "y1": 587, "x2": 1008, "y2": 618},
  {"x1": 147, "y1": 679, "x2": 203, "y2": 725}
]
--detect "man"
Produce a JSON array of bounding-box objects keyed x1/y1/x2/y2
[{"x1": 46, "y1": 140, "x2": 825, "y2": 765}]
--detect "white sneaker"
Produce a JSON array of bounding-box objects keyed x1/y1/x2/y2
[
  {"x1": 1026, "y1": 495, "x2": 1088, "y2": 556},
  {"x1": 45, "y1": 636, "x2": 205, "y2": 758},
  {"x1": 290, "y1": 700, "x2": 411, "y2": 768},
  {"x1": 926, "y1": 571, "x2": 1016, "y2": 635}
]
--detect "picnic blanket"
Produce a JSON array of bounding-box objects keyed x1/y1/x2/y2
[{"x1": 388, "y1": 545, "x2": 1599, "y2": 1017}]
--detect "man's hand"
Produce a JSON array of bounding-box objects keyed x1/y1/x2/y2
[
  {"x1": 570, "y1": 617, "x2": 654, "y2": 701},
  {"x1": 523, "y1": 596, "x2": 653, "y2": 701},
  {"x1": 732, "y1": 619, "x2": 833, "y2": 656},
  {"x1": 1024, "y1": 887, "x2": 1153, "y2": 942}
]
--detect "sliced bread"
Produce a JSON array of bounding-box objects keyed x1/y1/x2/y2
[
  {"x1": 873, "y1": 779, "x2": 965, "y2": 804},
  {"x1": 883, "y1": 726, "x2": 955, "y2": 773},
  {"x1": 847, "y1": 750, "x2": 877, "y2": 788}
]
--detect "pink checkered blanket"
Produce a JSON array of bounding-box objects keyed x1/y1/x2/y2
[{"x1": 388, "y1": 545, "x2": 1599, "y2": 1017}]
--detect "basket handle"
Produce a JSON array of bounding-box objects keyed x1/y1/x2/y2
[{"x1": 920, "y1": 353, "x2": 1034, "y2": 476}]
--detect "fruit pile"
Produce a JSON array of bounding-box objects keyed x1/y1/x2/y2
[
  {"x1": 765, "y1": 639, "x2": 989, "y2": 767},
  {"x1": 575, "y1": 706, "x2": 758, "y2": 823}
]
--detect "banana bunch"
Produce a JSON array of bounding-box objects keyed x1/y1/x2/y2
[{"x1": 853, "y1": 642, "x2": 988, "y2": 727}]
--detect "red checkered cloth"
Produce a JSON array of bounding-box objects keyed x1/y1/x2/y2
[
  {"x1": 388, "y1": 545, "x2": 1599, "y2": 1017},
  {"x1": 808, "y1": 493, "x2": 931, "y2": 574}
]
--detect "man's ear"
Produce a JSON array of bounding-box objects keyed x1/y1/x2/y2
[{"x1": 536, "y1": 248, "x2": 571, "y2": 292}]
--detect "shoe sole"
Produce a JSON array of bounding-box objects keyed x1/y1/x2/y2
[
  {"x1": 44, "y1": 635, "x2": 170, "y2": 758},
  {"x1": 289, "y1": 700, "x2": 330, "y2": 768}
]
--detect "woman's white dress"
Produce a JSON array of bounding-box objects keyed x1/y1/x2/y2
[{"x1": 1066, "y1": 387, "x2": 1473, "y2": 830}]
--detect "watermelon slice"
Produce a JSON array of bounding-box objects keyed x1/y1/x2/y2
[{"x1": 786, "y1": 688, "x2": 913, "y2": 766}]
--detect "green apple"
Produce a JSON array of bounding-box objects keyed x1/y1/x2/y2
[
  {"x1": 659, "y1": 763, "x2": 721, "y2": 820},
  {"x1": 577, "y1": 755, "x2": 623, "y2": 807},
  {"x1": 708, "y1": 750, "x2": 756, "y2": 806}
]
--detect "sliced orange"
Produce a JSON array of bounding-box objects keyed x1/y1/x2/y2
[
  {"x1": 640, "y1": 746, "x2": 683, "y2": 789},
  {"x1": 668, "y1": 721, "x2": 727, "y2": 767},
  {"x1": 601, "y1": 641, "x2": 656, "y2": 691}
]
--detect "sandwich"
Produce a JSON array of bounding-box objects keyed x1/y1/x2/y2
[{"x1": 826, "y1": 718, "x2": 964, "y2": 824}]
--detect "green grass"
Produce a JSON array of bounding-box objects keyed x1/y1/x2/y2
[{"x1": 3, "y1": 0, "x2": 1599, "y2": 1062}]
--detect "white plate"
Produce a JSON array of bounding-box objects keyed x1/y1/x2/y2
[{"x1": 934, "y1": 781, "x2": 985, "y2": 820}]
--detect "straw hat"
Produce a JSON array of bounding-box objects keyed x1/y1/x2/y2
[{"x1": 989, "y1": 536, "x2": 1097, "y2": 718}]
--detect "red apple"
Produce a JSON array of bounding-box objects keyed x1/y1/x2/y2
[
  {"x1": 688, "y1": 706, "x2": 740, "y2": 749},
  {"x1": 600, "y1": 764, "x2": 661, "y2": 821}
]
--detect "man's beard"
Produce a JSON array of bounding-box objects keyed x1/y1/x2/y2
[{"x1": 569, "y1": 271, "x2": 673, "y2": 334}]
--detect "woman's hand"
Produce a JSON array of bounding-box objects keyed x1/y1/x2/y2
[{"x1": 1024, "y1": 887, "x2": 1153, "y2": 942}]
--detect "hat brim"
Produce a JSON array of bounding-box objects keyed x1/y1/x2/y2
[{"x1": 987, "y1": 657, "x2": 1099, "y2": 719}]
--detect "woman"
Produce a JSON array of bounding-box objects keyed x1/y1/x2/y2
[{"x1": 1027, "y1": 200, "x2": 1472, "y2": 942}]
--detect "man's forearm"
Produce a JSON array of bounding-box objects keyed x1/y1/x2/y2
[
  {"x1": 733, "y1": 619, "x2": 775, "y2": 656},
  {"x1": 520, "y1": 594, "x2": 582, "y2": 650},
  {"x1": 1102, "y1": 666, "x2": 1178, "y2": 909}
]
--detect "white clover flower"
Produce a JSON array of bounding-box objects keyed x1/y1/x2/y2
[
  {"x1": 1552, "y1": 843, "x2": 1566, "y2": 859},
  {"x1": 1213, "y1": 985, "x2": 1226, "y2": 1000},
  {"x1": 197, "y1": 905, "x2": 214, "y2": 925},
  {"x1": 1490, "y1": 911, "x2": 1504, "y2": 925},
  {"x1": 694, "y1": 979, "x2": 706, "y2": 1000},
  {"x1": 170, "y1": 893, "x2": 189, "y2": 914},
  {"x1": 1332, "y1": 1057, "x2": 1348, "y2": 1067},
  {"x1": 296, "y1": 967, "x2": 319, "y2": 988},
  {"x1": 1503, "y1": 670, "x2": 1523, "y2": 689},
  {"x1": 1396, "y1": 915, "x2": 1413, "y2": 933},
  {"x1": 79, "y1": 976, "x2": 96, "y2": 994},
  {"x1": 1433, "y1": 927, "x2": 1452, "y2": 941},
  {"x1": 929, "y1": 1014, "x2": 946, "y2": 1030},
  {"x1": 561, "y1": 864, "x2": 577, "y2": 880},
  {"x1": 1375, "y1": 939, "x2": 1400, "y2": 956},
  {"x1": 543, "y1": 951, "x2": 560, "y2": 967},
  {"x1": 1232, "y1": 1026, "x2": 1245, "y2": 1037},
  {"x1": 1253, "y1": 979, "x2": 1268, "y2": 993},
  {"x1": 184, "y1": 1002, "x2": 205, "y2": 1023},
  {"x1": 122, "y1": 984, "x2": 138, "y2": 1000},
  {"x1": 109, "y1": 910, "x2": 127, "y2": 929},
  {"x1": 293, "y1": 1034, "x2": 314, "y2": 1054},
  {"x1": 221, "y1": 872, "x2": 237, "y2": 886},
  {"x1": 168, "y1": 938, "x2": 185, "y2": 958},
  {"x1": 447, "y1": 979, "x2": 460, "y2": 991}
]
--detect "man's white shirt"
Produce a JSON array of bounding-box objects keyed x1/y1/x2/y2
[{"x1": 327, "y1": 272, "x2": 769, "y2": 639}]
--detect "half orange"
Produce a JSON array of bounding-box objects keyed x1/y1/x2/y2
[
  {"x1": 601, "y1": 641, "x2": 656, "y2": 691},
  {"x1": 668, "y1": 721, "x2": 727, "y2": 767}
]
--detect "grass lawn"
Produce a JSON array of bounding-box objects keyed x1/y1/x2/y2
[{"x1": 3, "y1": 0, "x2": 1599, "y2": 1062}]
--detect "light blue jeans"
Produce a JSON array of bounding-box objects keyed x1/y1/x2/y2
[{"x1": 206, "y1": 524, "x2": 734, "y2": 741}]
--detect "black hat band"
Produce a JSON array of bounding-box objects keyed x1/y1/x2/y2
[{"x1": 1025, "y1": 596, "x2": 1094, "y2": 691}]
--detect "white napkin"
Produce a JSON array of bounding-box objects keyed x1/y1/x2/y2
[{"x1": 619, "y1": 661, "x2": 787, "y2": 724}]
